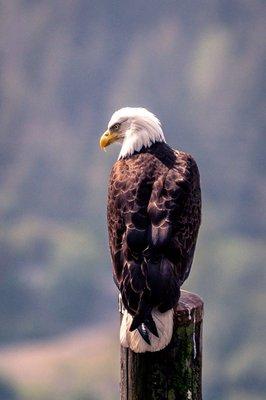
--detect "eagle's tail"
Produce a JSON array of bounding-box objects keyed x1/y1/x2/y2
[
  {"x1": 120, "y1": 308, "x2": 174, "y2": 353},
  {"x1": 129, "y1": 310, "x2": 159, "y2": 338}
]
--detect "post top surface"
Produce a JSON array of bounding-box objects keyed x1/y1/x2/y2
[
  {"x1": 118, "y1": 290, "x2": 204, "y2": 325},
  {"x1": 174, "y1": 290, "x2": 204, "y2": 325}
]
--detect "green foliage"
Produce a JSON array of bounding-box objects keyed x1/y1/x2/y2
[{"x1": 0, "y1": 377, "x2": 18, "y2": 400}]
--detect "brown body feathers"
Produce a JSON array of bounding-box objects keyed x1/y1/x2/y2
[{"x1": 107, "y1": 142, "x2": 201, "y2": 331}]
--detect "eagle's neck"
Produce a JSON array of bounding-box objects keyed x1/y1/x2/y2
[{"x1": 118, "y1": 121, "x2": 166, "y2": 160}]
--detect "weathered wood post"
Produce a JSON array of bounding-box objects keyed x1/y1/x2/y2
[{"x1": 119, "y1": 290, "x2": 203, "y2": 400}]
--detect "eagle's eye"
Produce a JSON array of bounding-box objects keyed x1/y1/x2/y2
[{"x1": 111, "y1": 123, "x2": 120, "y2": 131}]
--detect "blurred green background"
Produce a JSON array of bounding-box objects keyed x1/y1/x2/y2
[{"x1": 0, "y1": 1, "x2": 265, "y2": 399}]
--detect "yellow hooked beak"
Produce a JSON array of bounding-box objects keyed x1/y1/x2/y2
[{"x1": 99, "y1": 130, "x2": 119, "y2": 150}]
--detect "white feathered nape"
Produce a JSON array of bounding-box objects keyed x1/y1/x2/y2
[
  {"x1": 107, "y1": 107, "x2": 166, "y2": 160},
  {"x1": 120, "y1": 308, "x2": 174, "y2": 353}
]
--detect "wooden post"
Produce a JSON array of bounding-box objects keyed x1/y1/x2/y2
[{"x1": 120, "y1": 290, "x2": 204, "y2": 400}]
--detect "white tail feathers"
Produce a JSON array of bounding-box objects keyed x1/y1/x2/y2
[{"x1": 120, "y1": 308, "x2": 174, "y2": 353}]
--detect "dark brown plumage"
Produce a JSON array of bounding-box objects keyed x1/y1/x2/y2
[{"x1": 107, "y1": 142, "x2": 201, "y2": 335}]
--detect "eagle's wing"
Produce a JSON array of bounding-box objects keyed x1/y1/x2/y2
[
  {"x1": 108, "y1": 151, "x2": 201, "y2": 319},
  {"x1": 146, "y1": 152, "x2": 201, "y2": 310}
]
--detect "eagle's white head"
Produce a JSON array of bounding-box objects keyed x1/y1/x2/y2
[{"x1": 100, "y1": 107, "x2": 166, "y2": 159}]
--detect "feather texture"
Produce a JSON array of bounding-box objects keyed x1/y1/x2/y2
[{"x1": 108, "y1": 141, "x2": 201, "y2": 352}]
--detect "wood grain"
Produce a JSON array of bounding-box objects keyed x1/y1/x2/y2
[{"x1": 120, "y1": 290, "x2": 204, "y2": 400}]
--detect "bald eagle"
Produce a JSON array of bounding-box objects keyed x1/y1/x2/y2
[{"x1": 100, "y1": 107, "x2": 201, "y2": 353}]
